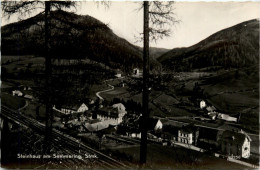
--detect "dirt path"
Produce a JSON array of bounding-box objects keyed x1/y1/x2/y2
[
  {"x1": 96, "y1": 84, "x2": 114, "y2": 100},
  {"x1": 18, "y1": 100, "x2": 29, "y2": 111}
]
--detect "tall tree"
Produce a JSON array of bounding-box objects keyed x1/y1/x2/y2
[
  {"x1": 2, "y1": 1, "x2": 75, "y2": 154},
  {"x1": 139, "y1": 1, "x2": 179, "y2": 165}
]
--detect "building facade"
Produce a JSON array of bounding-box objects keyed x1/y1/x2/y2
[{"x1": 221, "y1": 130, "x2": 251, "y2": 158}]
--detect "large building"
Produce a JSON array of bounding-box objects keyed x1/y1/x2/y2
[
  {"x1": 178, "y1": 125, "x2": 199, "y2": 145},
  {"x1": 96, "y1": 103, "x2": 127, "y2": 126},
  {"x1": 221, "y1": 129, "x2": 251, "y2": 158}
]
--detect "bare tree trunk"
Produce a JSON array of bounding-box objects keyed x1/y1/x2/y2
[
  {"x1": 140, "y1": 1, "x2": 149, "y2": 165},
  {"x1": 44, "y1": 1, "x2": 52, "y2": 154}
]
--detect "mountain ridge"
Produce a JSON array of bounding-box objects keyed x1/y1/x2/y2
[
  {"x1": 1, "y1": 10, "x2": 143, "y2": 71},
  {"x1": 158, "y1": 19, "x2": 259, "y2": 71}
]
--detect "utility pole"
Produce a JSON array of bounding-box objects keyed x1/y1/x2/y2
[
  {"x1": 44, "y1": 1, "x2": 52, "y2": 154},
  {"x1": 140, "y1": 1, "x2": 149, "y2": 165}
]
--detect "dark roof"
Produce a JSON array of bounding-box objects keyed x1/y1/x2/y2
[
  {"x1": 139, "y1": 118, "x2": 160, "y2": 131},
  {"x1": 88, "y1": 119, "x2": 101, "y2": 124},
  {"x1": 58, "y1": 103, "x2": 86, "y2": 111},
  {"x1": 97, "y1": 108, "x2": 119, "y2": 118},
  {"x1": 199, "y1": 128, "x2": 219, "y2": 140},
  {"x1": 180, "y1": 124, "x2": 198, "y2": 134},
  {"x1": 221, "y1": 130, "x2": 251, "y2": 145},
  {"x1": 163, "y1": 120, "x2": 186, "y2": 128}
]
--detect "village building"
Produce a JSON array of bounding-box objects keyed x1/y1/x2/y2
[
  {"x1": 178, "y1": 125, "x2": 199, "y2": 145},
  {"x1": 126, "y1": 131, "x2": 141, "y2": 138},
  {"x1": 84, "y1": 119, "x2": 108, "y2": 132},
  {"x1": 218, "y1": 113, "x2": 237, "y2": 122},
  {"x1": 197, "y1": 128, "x2": 219, "y2": 151},
  {"x1": 12, "y1": 90, "x2": 23, "y2": 97},
  {"x1": 22, "y1": 86, "x2": 32, "y2": 91},
  {"x1": 133, "y1": 68, "x2": 140, "y2": 75},
  {"x1": 221, "y1": 129, "x2": 251, "y2": 158},
  {"x1": 96, "y1": 103, "x2": 127, "y2": 126},
  {"x1": 88, "y1": 98, "x2": 95, "y2": 105},
  {"x1": 146, "y1": 118, "x2": 163, "y2": 132},
  {"x1": 200, "y1": 100, "x2": 206, "y2": 109},
  {"x1": 161, "y1": 121, "x2": 185, "y2": 142},
  {"x1": 53, "y1": 103, "x2": 88, "y2": 115},
  {"x1": 132, "y1": 68, "x2": 143, "y2": 78},
  {"x1": 115, "y1": 73, "x2": 122, "y2": 78},
  {"x1": 118, "y1": 82, "x2": 125, "y2": 87},
  {"x1": 208, "y1": 112, "x2": 218, "y2": 120},
  {"x1": 205, "y1": 106, "x2": 216, "y2": 113},
  {"x1": 24, "y1": 94, "x2": 33, "y2": 100}
]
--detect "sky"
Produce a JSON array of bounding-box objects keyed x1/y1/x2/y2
[{"x1": 1, "y1": 1, "x2": 260, "y2": 49}]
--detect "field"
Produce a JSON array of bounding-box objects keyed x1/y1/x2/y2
[
  {"x1": 1, "y1": 93, "x2": 26, "y2": 110},
  {"x1": 22, "y1": 102, "x2": 46, "y2": 120},
  {"x1": 100, "y1": 87, "x2": 129, "y2": 101},
  {"x1": 114, "y1": 144, "x2": 246, "y2": 169}
]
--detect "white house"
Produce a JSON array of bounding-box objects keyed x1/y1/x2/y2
[
  {"x1": 126, "y1": 131, "x2": 141, "y2": 138},
  {"x1": 145, "y1": 118, "x2": 163, "y2": 132},
  {"x1": 115, "y1": 73, "x2": 122, "y2": 78},
  {"x1": 133, "y1": 68, "x2": 140, "y2": 75},
  {"x1": 200, "y1": 100, "x2": 206, "y2": 109},
  {"x1": 76, "y1": 103, "x2": 88, "y2": 112},
  {"x1": 221, "y1": 129, "x2": 251, "y2": 158},
  {"x1": 24, "y1": 94, "x2": 33, "y2": 100},
  {"x1": 218, "y1": 113, "x2": 237, "y2": 122},
  {"x1": 178, "y1": 125, "x2": 199, "y2": 145},
  {"x1": 12, "y1": 90, "x2": 23, "y2": 97}
]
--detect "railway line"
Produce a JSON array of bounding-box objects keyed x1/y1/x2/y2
[{"x1": 1, "y1": 105, "x2": 130, "y2": 169}]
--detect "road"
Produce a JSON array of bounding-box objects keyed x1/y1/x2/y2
[
  {"x1": 1, "y1": 105, "x2": 129, "y2": 169},
  {"x1": 96, "y1": 84, "x2": 114, "y2": 100}
]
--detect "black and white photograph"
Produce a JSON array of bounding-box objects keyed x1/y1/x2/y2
[{"x1": 1, "y1": 0, "x2": 259, "y2": 169}]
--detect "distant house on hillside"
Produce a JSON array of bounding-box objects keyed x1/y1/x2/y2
[
  {"x1": 118, "y1": 82, "x2": 125, "y2": 87},
  {"x1": 200, "y1": 100, "x2": 206, "y2": 109},
  {"x1": 178, "y1": 124, "x2": 199, "y2": 145},
  {"x1": 22, "y1": 86, "x2": 32, "y2": 91},
  {"x1": 53, "y1": 103, "x2": 88, "y2": 115},
  {"x1": 132, "y1": 68, "x2": 143, "y2": 78},
  {"x1": 24, "y1": 94, "x2": 33, "y2": 100},
  {"x1": 221, "y1": 129, "x2": 251, "y2": 158},
  {"x1": 12, "y1": 90, "x2": 23, "y2": 97},
  {"x1": 133, "y1": 68, "x2": 139, "y2": 75},
  {"x1": 218, "y1": 113, "x2": 237, "y2": 122},
  {"x1": 205, "y1": 106, "x2": 216, "y2": 113}
]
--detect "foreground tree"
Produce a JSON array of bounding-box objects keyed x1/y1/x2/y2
[
  {"x1": 2, "y1": 1, "x2": 75, "y2": 154},
  {"x1": 139, "y1": 1, "x2": 179, "y2": 165}
]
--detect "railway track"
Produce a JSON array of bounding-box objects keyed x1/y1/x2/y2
[{"x1": 1, "y1": 105, "x2": 130, "y2": 169}]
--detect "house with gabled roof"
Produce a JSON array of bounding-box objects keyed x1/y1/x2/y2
[
  {"x1": 96, "y1": 103, "x2": 127, "y2": 126},
  {"x1": 54, "y1": 103, "x2": 88, "y2": 115},
  {"x1": 147, "y1": 118, "x2": 163, "y2": 132},
  {"x1": 221, "y1": 129, "x2": 251, "y2": 158}
]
